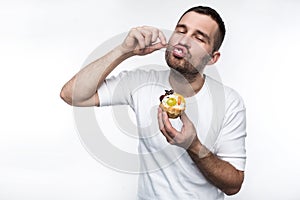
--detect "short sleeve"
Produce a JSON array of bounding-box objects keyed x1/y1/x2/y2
[
  {"x1": 97, "y1": 69, "x2": 163, "y2": 107},
  {"x1": 97, "y1": 70, "x2": 134, "y2": 107},
  {"x1": 214, "y1": 89, "x2": 247, "y2": 171}
]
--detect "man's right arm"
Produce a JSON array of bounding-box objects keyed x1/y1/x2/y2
[{"x1": 60, "y1": 26, "x2": 167, "y2": 107}]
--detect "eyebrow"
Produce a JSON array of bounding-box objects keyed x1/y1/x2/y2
[{"x1": 176, "y1": 24, "x2": 211, "y2": 44}]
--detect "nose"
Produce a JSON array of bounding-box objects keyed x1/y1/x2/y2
[{"x1": 178, "y1": 34, "x2": 191, "y2": 49}]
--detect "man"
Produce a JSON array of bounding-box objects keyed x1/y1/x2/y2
[{"x1": 61, "y1": 6, "x2": 246, "y2": 199}]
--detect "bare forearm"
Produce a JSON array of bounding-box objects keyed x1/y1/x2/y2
[
  {"x1": 187, "y1": 143, "x2": 244, "y2": 195},
  {"x1": 60, "y1": 45, "x2": 133, "y2": 106}
]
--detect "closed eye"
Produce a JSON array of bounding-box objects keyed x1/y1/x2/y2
[
  {"x1": 195, "y1": 36, "x2": 205, "y2": 43},
  {"x1": 175, "y1": 24, "x2": 187, "y2": 34},
  {"x1": 175, "y1": 29, "x2": 186, "y2": 34},
  {"x1": 195, "y1": 30, "x2": 210, "y2": 44}
]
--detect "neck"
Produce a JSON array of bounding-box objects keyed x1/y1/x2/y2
[{"x1": 169, "y1": 69, "x2": 205, "y2": 97}]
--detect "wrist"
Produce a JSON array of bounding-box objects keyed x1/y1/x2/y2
[
  {"x1": 187, "y1": 142, "x2": 211, "y2": 159},
  {"x1": 117, "y1": 44, "x2": 135, "y2": 57},
  {"x1": 197, "y1": 145, "x2": 211, "y2": 159}
]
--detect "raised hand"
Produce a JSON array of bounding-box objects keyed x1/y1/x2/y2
[{"x1": 121, "y1": 26, "x2": 167, "y2": 56}]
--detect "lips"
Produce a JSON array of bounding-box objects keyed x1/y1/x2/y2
[{"x1": 172, "y1": 45, "x2": 188, "y2": 58}]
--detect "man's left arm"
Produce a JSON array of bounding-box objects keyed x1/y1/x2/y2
[
  {"x1": 158, "y1": 108, "x2": 245, "y2": 195},
  {"x1": 187, "y1": 142, "x2": 244, "y2": 195}
]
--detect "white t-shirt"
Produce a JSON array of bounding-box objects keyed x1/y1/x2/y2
[{"x1": 98, "y1": 69, "x2": 246, "y2": 200}]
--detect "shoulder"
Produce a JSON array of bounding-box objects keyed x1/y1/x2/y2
[{"x1": 205, "y1": 75, "x2": 245, "y2": 112}]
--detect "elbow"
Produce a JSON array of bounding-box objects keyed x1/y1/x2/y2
[
  {"x1": 223, "y1": 186, "x2": 242, "y2": 196},
  {"x1": 60, "y1": 78, "x2": 99, "y2": 107},
  {"x1": 223, "y1": 178, "x2": 244, "y2": 196},
  {"x1": 60, "y1": 85, "x2": 73, "y2": 106},
  {"x1": 223, "y1": 171, "x2": 244, "y2": 196}
]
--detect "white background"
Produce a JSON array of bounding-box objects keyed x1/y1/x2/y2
[{"x1": 1, "y1": 0, "x2": 300, "y2": 199}]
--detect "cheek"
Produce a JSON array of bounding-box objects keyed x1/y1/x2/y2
[
  {"x1": 168, "y1": 33, "x2": 181, "y2": 45},
  {"x1": 189, "y1": 46, "x2": 212, "y2": 65},
  {"x1": 191, "y1": 44, "x2": 211, "y2": 57}
]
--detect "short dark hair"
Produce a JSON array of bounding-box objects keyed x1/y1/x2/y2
[{"x1": 178, "y1": 6, "x2": 226, "y2": 52}]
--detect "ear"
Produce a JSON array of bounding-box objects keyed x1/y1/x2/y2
[{"x1": 207, "y1": 51, "x2": 220, "y2": 65}]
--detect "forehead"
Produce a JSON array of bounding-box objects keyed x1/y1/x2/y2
[{"x1": 178, "y1": 11, "x2": 219, "y2": 37}]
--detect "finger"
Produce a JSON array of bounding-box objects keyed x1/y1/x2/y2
[
  {"x1": 157, "y1": 107, "x2": 165, "y2": 131},
  {"x1": 139, "y1": 26, "x2": 159, "y2": 43},
  {"x1": 146, "y1": 42, "x2": 166, "y2": 53},
  {"x1": 145, "y1": 26, "x2": 166, "y2": 45},
  {"x1": 157, "y1": 107, "x2": 173, "y2": 142},
  {"x1": 130, "y1": 30, "x2": 146, "y2": 49},
  {"x1": 139, "y1": 29, "x2": 152, "y2": 47},
  {"x1": 162, "y1": 111, "x2": 178, "y2": 139},
  {"x1": 180, "y1": 111, "x2": 190, "y2": 124},
  {"x1": 134, "y1": 32, "x2": 146, "y2": 49},
  {"x1": 150, "y1": 29, "x2": 158, "y2": 43},
  {"x1": 158, "y1": 30, "x2": 167, "y2": 45}
]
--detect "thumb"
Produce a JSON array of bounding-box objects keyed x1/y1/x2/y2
[
  {"x1": 137, "y1": 42, "x2": 166, "y2": 55},
  {"x1": 180, "y1": 112, "x2": 191, "y2": 124},
  {"x1": 149, "y1": 42, "x2": 167, "y2": 52}
]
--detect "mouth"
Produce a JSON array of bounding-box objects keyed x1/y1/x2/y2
[{"x1": 171, "y1": 45, "x2": 188, "y2": 59}]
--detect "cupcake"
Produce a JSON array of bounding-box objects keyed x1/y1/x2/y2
[{"x1": 159, "y1": 89, "x2": 186, "y2": 119}]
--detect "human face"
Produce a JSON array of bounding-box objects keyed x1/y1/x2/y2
[{"x1": 165, "y1": 11, "x2": 220, "y2": 79}]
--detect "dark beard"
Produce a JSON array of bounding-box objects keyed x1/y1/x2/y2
[{"x1": 165, "y1": 49, "x2": 208, "y2": 83}]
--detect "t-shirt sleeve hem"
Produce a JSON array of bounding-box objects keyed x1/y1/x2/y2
[
  {"x1": 219, "y1": 156, "x2": 246, "y2": 171},
  {"x1": 97, "y1": 81, "x2": 111, "y2": 107}
]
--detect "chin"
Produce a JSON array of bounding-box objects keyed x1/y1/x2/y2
[
  {"x1": 166, "y1": 51, "x2": 184, "y2": 69},
  {"x1": 166, "y1": 55, "x2": 196, "y2": 72}
]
